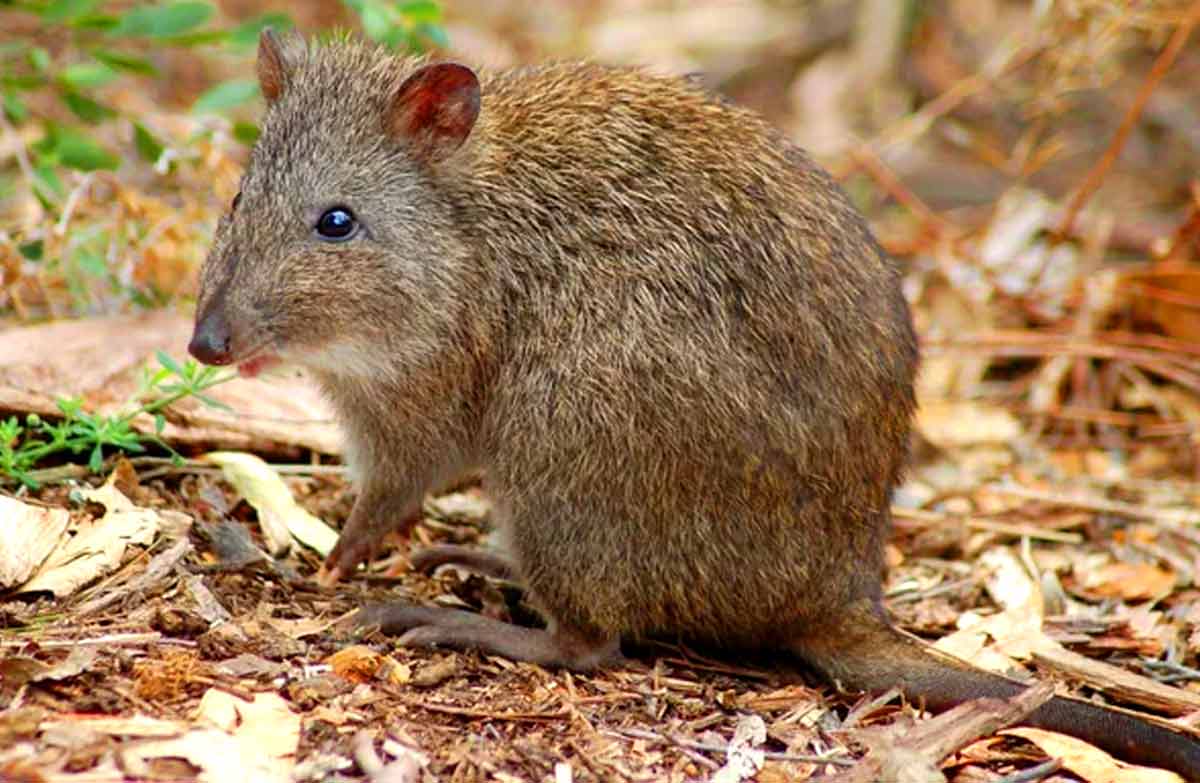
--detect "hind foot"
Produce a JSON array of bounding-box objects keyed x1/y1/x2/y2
[{"x1": 358, "y1": 602, "x2": 622, "y2": 671}]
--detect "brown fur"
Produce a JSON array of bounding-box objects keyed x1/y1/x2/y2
[{"x1": 190, "y1": 32, "x2": 1200, "y2": 778}]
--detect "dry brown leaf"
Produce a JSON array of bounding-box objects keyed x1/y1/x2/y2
[
  {"x1": 265, "y1": 616, "x2": 338, "y2": 640},
  {"x1": 1003, "y1": 727, "x2": 1183, "y2": 783},
  {"x1": 915, "y1": 402, "x2": 1023, "y2": 448},
  {"x1": 194, "y1": 689, "x2": 299, "y2": 762},
  {"x1": 203, "y1": 451, "x2": 339, "y2": 557},
  {"x1": 0, "y1": 496, "x2": 70, "y2": 589},
  {"x1": 327, "y1": 644, "x2": 384, "y2": 683},
  {"x1": 327, "y1": 644, "x2": 411, "y2": 685},
  {"x1": 120, "y1": 728, "x2": 289, "y2": 783},
  {"x1": 39, "y1": 714, "x2": 187, "y2": 738},
  {"x1": 1077, "y1": 562, "x2": 1177, "y2": 601},
  {"x1": 1126, "y1": 268, "x2": 1200, "y2": 344},
  {"x1": 936, "y1": 547, "x2": 1048, "y2": 669},
  {"x1": 0, "y1": 647, "x2": 99, "y2": 687},
  {"x1": 18, "y1": 477, "x2": 160, "y2": 597}
]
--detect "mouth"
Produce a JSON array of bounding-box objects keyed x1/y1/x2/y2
[{"x1": 236, "y1": 352, "x2": 282, "y2": 378}]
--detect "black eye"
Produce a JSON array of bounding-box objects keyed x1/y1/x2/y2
[
  {"x1": 231, "y1": 192, "x2": 241, "y2": 210},
  {"x1": 316, "y1": 207, "x2": 357, "y2": 241}
]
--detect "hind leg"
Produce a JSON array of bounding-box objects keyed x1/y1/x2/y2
[
  {"x1": 358, "y1": 602, "x2": 622, "y2": 670},
  {"x1": 409, "y1": 545, "x2": 516, "y2": 580}
]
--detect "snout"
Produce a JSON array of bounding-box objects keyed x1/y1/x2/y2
[{"x1": 188, "y1": 307, "x2": 234, "y2": 365}]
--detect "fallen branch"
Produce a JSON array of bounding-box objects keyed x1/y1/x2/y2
[{"x1": 827, "y1": 682, "x2": 1056, "y2": 783}]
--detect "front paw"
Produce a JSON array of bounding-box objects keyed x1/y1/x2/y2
[{"x1": 318, "y1": 536, "x2": 380, "y2": 587}]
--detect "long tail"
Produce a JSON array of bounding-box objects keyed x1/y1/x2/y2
[{"x1": 792, "y1": 604, "x2": 1200, "y2": 780}]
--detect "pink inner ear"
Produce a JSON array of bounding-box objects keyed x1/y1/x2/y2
[{"x1": 392, "y1": 63, "x2": 481, "y2": 159}]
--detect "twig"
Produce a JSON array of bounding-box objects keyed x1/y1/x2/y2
[
  {"x1": 55, "y1": 172, "x2": 98, "y2": 238},
  {"x1": 1141, "y1": 660, "x2": 1200, "y2": 685},
  {"x1": 966, "y1": 518, "x2": 1083, "y2": 544},
  {"x1": 1031, "y1": 643, "x2": 1200, "y2": 716},
  {"x1": 841, "y1": 688, "x2": 902, "y2": 728},
  {"x1": 888, "y1": 578, "x2": 977, "y2": 605},
  {"x1": 0, "y1": 105, "x2": 37, "y2": 185},
  {"x1": 398, "y1": 697, "x2": 568, "y2": 723},
  {"x1": 1057, "y1": 0, "x2": 1200, "y2": 236},
  {"x1": 72, "y1": 537, "x2": 192, "y2": 617},
  {"x1": 891, "y1": 508, "x2": 1086, "y2": 544},
  {"x1": 987, "y1": 482, "x2": 1200, "y2": 528},
  {"x1": 992, "y1": 758, "x2": 1063, "y2": 783},
  {"x1": 829, "y1": 683, "x2": 1056, "y2": 783},
  {"x1": 0, "y1": 631, "x2": 194, "y2": 649},
  {"x1": 867, "y1": 41, "x2": 1039, "y2": 161},
  {"x1": 609, "y1": 727, "x2": 855, "y2": 766},
  {"x1": 925, "y1": 332, "x2": 1200, "y2": 396},
  {"x1": 849, "y1": 145, "x2": 952, "y2": 237},
  {"x1": 1159, "y1": 184, "x2": 1200, "y2": 266}
]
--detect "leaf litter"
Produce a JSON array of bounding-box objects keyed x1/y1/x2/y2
[{"x1": 5, "y1": 1, "x2": 1200, "y2": 781}]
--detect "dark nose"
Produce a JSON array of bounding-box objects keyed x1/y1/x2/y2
[{"x1": 188, "y1": 307, "x2": 234, "y2": 365}]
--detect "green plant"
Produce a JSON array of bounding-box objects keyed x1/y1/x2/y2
[
  {"x1": 2, "y1": 1, "x2": 293, "y2": 207},
  {"x1": 2, "y1": 0, "x2": 446, "y2": 206},
  {"x1": 0, "y1": 351, "x2": 234, "y2": 487},
  {"x1": 342, "y1": 0, "x2": 447, "y2": 51},
  {"x1": 1, "y1": 1, "x2": 446, "y2": 317}
]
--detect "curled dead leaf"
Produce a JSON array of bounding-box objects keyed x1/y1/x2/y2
[{"x1": 1003, "y1": 727, "x2": 1183, "y2": 783}]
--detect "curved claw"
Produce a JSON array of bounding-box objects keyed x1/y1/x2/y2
[
  {"x1": 316, "y1": 564, "x2": 343, "y2": 588},
  {"x1": 322, "y1": 535, "x2": 380, "y2": 583}
]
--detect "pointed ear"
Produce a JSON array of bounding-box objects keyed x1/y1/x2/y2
[
  {"x1": 258, "y1": 29, "x2": 306, "y2": 103},
  {"x1": 387, "y1": 63, "x2": 480, "y2": 163}
]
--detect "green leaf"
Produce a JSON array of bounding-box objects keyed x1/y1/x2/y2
[
  {"x1": 55, "y1": 397, "x2": 83, "y2": 418},
  {"x1": 92, "y1": 49, "x2": 158, "y2": 75},
  {"x1": 356, "y1": 0, "x2": 394, "y2": 43},
  {"x1": 43, "y1": 0, "x2": 100, "y2": 22},
  {"x1": 195, "y1": 393, "x2": 233, "y2": 412},
  {"x1": 133, "y1": 122, "x2": 164, "y2": 164},
  {"x1": 156, "y1": 350, "x2": 184, "y2": 377},
  {"x1": 230, "y1": 121, "x2": 258, "y2": 145},
  {"x1": 18, "y1": 239, "x2": 43, "y2": 261},
  {"x1": 59, "y1": 61, "x2": 118, "y2": 89},
  {"x1": 73, "y1": 13, "x2": 119, "y2": 31},
  {"x1": 160, "y1": 30, "x2": 227, "y2": 46},
  {"x1": 192, "y1": 79, "x2": 258, "y2": 113},
  {"x1": 31, "y1": 161, "x2": 64, "y2": 200},
  {"x1": 147, "y1": 366, "x2": 173, "y2": 387},
  {"x1": 3, "y1": 92, "x2": 27, "y2": 122},
  {"x1": 397, "y1": 0, "x2": 441, "y2": 23},
  {"x1": 412, "y1": 21, "x2": 447, "y2": 48},
  {"x1": 28, "y1": 47, "x2": 51, "y2": 72},
  {"x1": 88, "y1": 442, "x2": 103, "y2": 471},
  {"x1": 62, "y1": 90, "x2": 116, "y2": 123},
  {"x1": 111, "y1": 2, "x2": 213, "y2": 38},
  {"x1": 51, "y1": 127, "x2": 119, "y2": 171},
  {"x1": 227, "y1": 12, "x2": 292, "y2": 48},
  {"x1": 2, "y1": 74, "x2": 46, "y2": 91},
  {"x1": 154, "y1": 413, "x2": 165, "y2": 434},
  {"x1": 75, "y1": 247, "x2": 107, "y2": 277}
]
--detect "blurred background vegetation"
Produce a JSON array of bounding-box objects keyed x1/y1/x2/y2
[{"x1": 2, "y1": 0, "x2": 1200, "y2": 469}]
